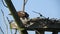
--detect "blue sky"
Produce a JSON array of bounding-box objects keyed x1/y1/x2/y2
[{"x1": 0, "y1": 0, "x2": 60, "y2": 34}]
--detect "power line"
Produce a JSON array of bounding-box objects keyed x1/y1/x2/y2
[{"x1": 1, "y1": 0, "x2": 8, "y2": 8}]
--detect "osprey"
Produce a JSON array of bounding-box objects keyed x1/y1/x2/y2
[
  {"x1": 10, "y1": 11, "x2": 30, "y2": 28},
  {"x1": 17, "y1": 11, "x2": 29, "y2": 26}
]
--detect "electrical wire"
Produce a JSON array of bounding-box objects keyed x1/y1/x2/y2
[
  {"x1": 6, "y1": 17, "x2": 12, "y2": 34},
  {"x1": 1, "y1": 0, "x2": 8, "y2": 8},
  {"x1": 0, "y1": 26, "x2": 4, "y2": 34},
  {"x1": 1, "y1": 9, "x2": 8, "y2": 34}
]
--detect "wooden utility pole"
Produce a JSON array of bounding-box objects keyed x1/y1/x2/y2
[{"x1": 4, "y1": 0, "x2": 28, "y2": 34}]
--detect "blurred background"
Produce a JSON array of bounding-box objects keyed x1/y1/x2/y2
[{"x1": 0, "y1": 0, "x2": 60, "y2": 34}]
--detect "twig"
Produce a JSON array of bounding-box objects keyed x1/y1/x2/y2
[
  {"x1": 0, "y1": 26, "x2": 4, "y2": 34},
  {"x1": 1, "y1": 0, "x2": 8, "y2": 8},
  {"x1": 1, "y1": 9, "x2": 8, "y2": 34},
  {"x1": 32, "y1": 11, "x2": 45, "y2": 18},
  {"x1": 35, "y1": 30, "x2": 40, "y2": 34},
  {"x1": 32, "y1": 11, "x2": 42, "y2": 16}
]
